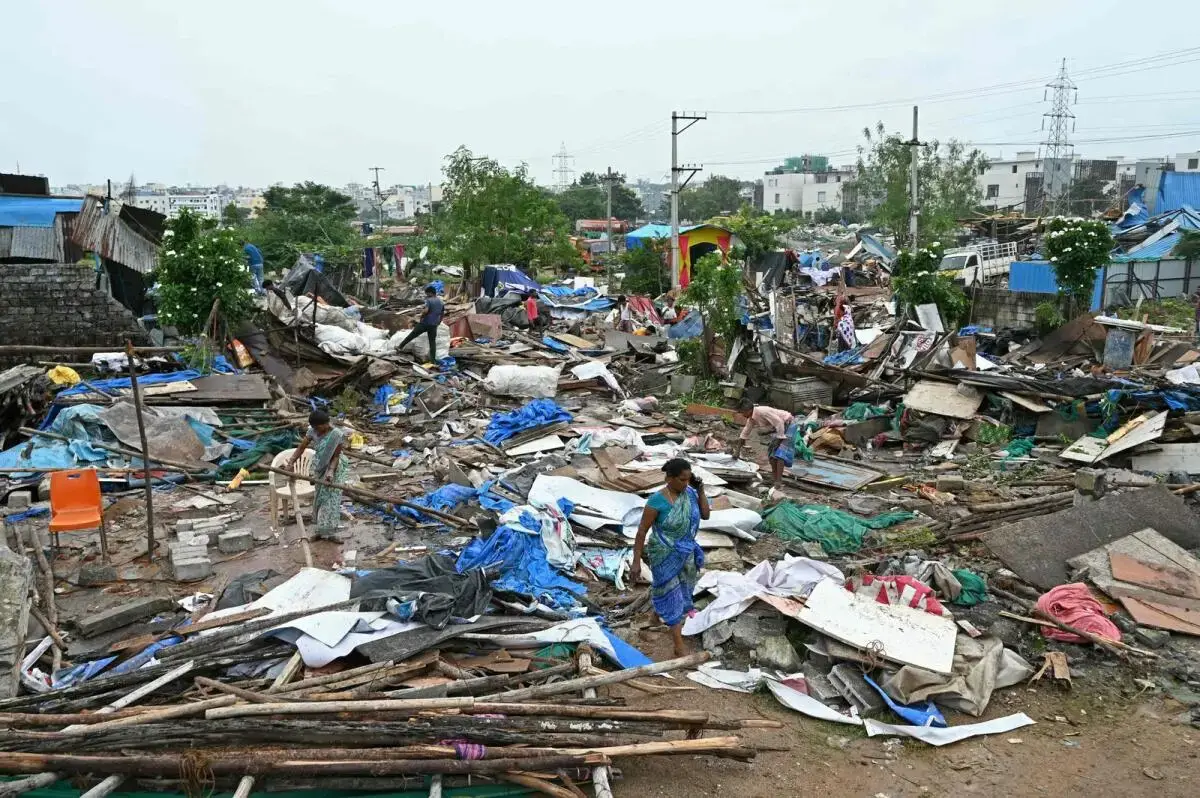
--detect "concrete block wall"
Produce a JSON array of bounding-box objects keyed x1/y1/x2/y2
[
  {"x1": 968, "y1": 288, "x2": 1045, "y2": 330},
  {"x1": 0, "y1": 263, "x2": 147, "y2": 349}
]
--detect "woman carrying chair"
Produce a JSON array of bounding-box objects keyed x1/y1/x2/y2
[{"x1": 287, "y1": 410, "x2": 349, "y2": 540}]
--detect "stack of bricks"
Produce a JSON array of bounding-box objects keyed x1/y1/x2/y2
[{"x1": 169, "y1": 515, "x2": 255, "y2": 581}]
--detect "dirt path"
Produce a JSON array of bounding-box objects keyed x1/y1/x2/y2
[{"x1": 615, "y1": 635, "x2": 1197, "y2": 798}]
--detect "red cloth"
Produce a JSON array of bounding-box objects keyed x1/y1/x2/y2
[
  {"x1": 1035, "y1": 583, "x2": 1121, "y2": 643},
  {"x1": 846, "y1": 574, "x2": 948, "y2": 616},
  {"x1": 524, "y1": 296, "x2": 538, "y2": 321}
]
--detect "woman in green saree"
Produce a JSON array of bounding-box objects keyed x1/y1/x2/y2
[{"x1": 287, "y1": 409, "x2": 349, "y2": 539}]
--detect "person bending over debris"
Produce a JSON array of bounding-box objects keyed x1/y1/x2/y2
[
  {"x1": 631, "y1": 457, "x2": 710, "y2": 656},
  {"x1": 734, "y1": 405, "x2": 797, "y2": 488},
  {"x1": 396, "y1": 285, "x2": 444, "y2": 361},
  {"x1": 242, "y1": 239, "x2": 265, "y2": 295},
  {"x1": 288, "y1": 409, "x2": 349, "y2": 540}
]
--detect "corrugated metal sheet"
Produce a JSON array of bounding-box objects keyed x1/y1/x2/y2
[
  {"x1": 1158, "y1": 172, "x2": 1200, "y2": 214},
  {"x1": 0, "y1": 195, "x2": 83, "y2": 227},
  {"x1": 1007, "y1": 260, "x2": 1103, "y2": 311},
  {"x1": 1115, "y1": 232, "x2": 1182, "y2": 262},
  {"x1": 0, "y1": 215, "x2": 65, "y2": 261},
  {"x1": 69, "y1": 196, "x2": 160, "y2": 274}
]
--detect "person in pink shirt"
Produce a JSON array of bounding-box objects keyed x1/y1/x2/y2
[{"x1": 734, "y1": 405, "x2": 797, "y2": 487}]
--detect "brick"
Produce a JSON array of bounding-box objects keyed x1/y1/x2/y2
[
  {"x1": 77, "y1": 597, "x2": 175, "y2": 638},
  {"x1": 172, "y1": 558, "x2": 212, "y2": 582},
  {"x1": 217, "y1": 530, "x2": 253, "y2": 554},
  {"x1": 828, "y1": 663, "x2": 887, "y2": 718},
  {"x1": 936, "y1": 475, "x2": 965, "y2": 492},
  {"x1": 5, "y1": 492, "x2": 31, "y2": 511}
]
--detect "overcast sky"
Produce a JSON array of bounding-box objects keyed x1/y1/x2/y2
[{"x1": 5, "y1": 0, "x2": 1199, "y2": 189}]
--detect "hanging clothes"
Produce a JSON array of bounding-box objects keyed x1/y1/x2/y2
[{"x1": 363, "y1": 247, "x2": 375, "y2": 278}]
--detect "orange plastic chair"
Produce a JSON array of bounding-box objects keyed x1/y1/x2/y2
[{"x1": 49, "y1": 469, "x2": 110, "y2": 560}]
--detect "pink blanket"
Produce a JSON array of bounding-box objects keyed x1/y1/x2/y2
[{"x1": 1035, "y1": 583, "x2": 1122, "y2": 643}]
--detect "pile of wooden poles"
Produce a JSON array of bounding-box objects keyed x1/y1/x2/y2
[{"x1": 0, "y1": 634, "x2": 774, "y2": 797}]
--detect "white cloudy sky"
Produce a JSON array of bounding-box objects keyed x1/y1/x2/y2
[{"x1": 5, "y1": 0, "x2": 1199, "y2": 188}]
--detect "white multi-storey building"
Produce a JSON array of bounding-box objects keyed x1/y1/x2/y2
[
  {"x1": 132, "y1": 191, "x2": 232, "y2": 219},
  {"x1": 761, "y1": 169, "x2": 852, "y2": 216}
]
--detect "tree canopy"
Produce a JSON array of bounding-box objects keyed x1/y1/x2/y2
[
  {"x1": 429, "y1": 147, "x2": 580, "y2": 274},
  {"x1": 555, "y1": 171, "x2": 644, "y2": 224},
  {"x1": 850, "y1": 122, "x2": 986, "y2": 245},
  {"x1": 262, "y1": 182, "x2": 358, "y2": 220},
  {"x1": 677, "y1": 175, "x2": 748, "y2": 222},
  {"x1": 720, "y1": 207, "x2": 793, "y2": 262},
  {"x1": 221, "y1": 202, "x2": 251, "y2": 227}
]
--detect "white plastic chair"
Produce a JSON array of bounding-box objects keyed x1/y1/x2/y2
[{"x1": 269, "y1": 447, "x2": 315, "y2": 532}]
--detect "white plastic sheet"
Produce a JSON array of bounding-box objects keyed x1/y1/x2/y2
[
  {"x1": 484, "y1": 365, "x2": 562, "y2": 398},
  {"x1": 682, "y1": 556, "x2": 844, "y2": 636},
  {"x1": 863, "y1": 714, "x2": 1036, "y2": 746}
]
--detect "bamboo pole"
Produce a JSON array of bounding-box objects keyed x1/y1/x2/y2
[
  {"x1": 483, "y1": 651, "x2": 710, "y2": 702},
  {"x1": 125, "y1": 340, "x2": 153, "y2": 561},
  {"x1": 0, "y1": 773, "x2": 62, "y2": 796},
  {"x1": 79, "y1": 774, "x2": 125, "y2": 798},
  {"x1": 204, "y1": 697, "x2": 474, "y2": 720},
  {"x1": 0, "y1": 345, "x2": 183, "y2": 356}
]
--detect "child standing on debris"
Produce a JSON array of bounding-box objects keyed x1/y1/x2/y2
[
  {"x1": 288, "y1": 409, "x2": 349, "y2": 540},
  {"x1": 523, "y1": 291, "x2": 544, "y2": 331},
  {"x1": 395, "y1": 285, "x2": 444, "y2": 361},
  {"x1": 734, "y1": 405, "x2": 797, "y2": 489},
  {"x1": 631, "y1": 458, "x2": 710, "y2": 657}
]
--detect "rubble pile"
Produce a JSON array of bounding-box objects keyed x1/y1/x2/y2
[{"x1": 0, "y1": 243, "x2": 1199, "y2": 795}]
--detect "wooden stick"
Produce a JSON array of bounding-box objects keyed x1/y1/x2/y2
[
  {"x1": 966, "y1": 490, "x2": 1074, "y2": 513},
  {"x1": 577, "y1": 645, "x2": 613, "y2": 798},
  {"x1": 204, "y1": 697, "x2": 474, "y2": 720},
  {"x1": 231, "y1": 776, "x2": 255, "y2": 798},
  {"x1": 997, "y1": 610, "x2": 1158, "y2": 657},
  {"x1": 96, "y1": 661, "x2": 195, "y2": 714},
  {"x1": 27, "y1": 605, "x2": 66, "y2": 652},
  {"x1": 484, "y1": 651, "x2": 710, "y2": 702},
  {"x1": 0, "y1": 345, "x2": 183, "y2": 356},
  {"x1": 564, "y1": 736, "x2": 749, "y2": 759},
  {"x1": 272, "y1": 651, "x2": 305, "y2": 692},
  {"x1": 0, "y1": 773, "x2": 61, "y2": 797},
  {"x1": 195, "y1": 675, "x2": 296, "y2": 705},
  {"x1": 263, "y1": 464, "x2": 469, "y2": 528},
  {"x1": 503, "y1": 773, "x2": 577, "y2": 798},
  {"x1": 125, "y1": 340, "x2": 153, "y2": 562},
  {"x1": 60, "y1": 695, "x2": 238, "y2": 736},
  {"x1": 79, "y1": 774, "x2": 124, "y2": 798}
]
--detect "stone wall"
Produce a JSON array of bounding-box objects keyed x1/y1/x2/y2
[
  {"x1": 968, "y1": 287, "x2": 1045, "y2": 330},
  {"x1": 0, "y1": 263, "x2": 147, "y2": 348}
]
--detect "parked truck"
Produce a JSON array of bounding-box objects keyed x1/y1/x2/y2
[{"x1": 938, "y1": 241, "x2": 1018, "y2": 288}]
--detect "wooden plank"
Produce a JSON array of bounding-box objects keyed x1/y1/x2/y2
[
  {"x1": 1061, "y1": 411, "x2": 1167, "y2": 464},
  {"x1": 998, "y1": 391, "x2": 1054, "y2": 413},
  {"x1": 171, "y1": 373, "x2": 272, "y2": 403},
  {"x1": 1109, "y1": 551, "x2": 1200, "y2": 600},
  {"x1": 1120, "y1": 596, "x2": 1200, "y2": 636},
  {"x1": 548, "y1": 332, "x2": 599, "y2": 349}
]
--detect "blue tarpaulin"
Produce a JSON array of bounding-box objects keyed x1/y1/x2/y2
[
  {"x1": 483, "y1": 399, "x2": 573, "y2": 446},
  {"x1": 482, "y1": 265, "x2": 541, "y2": 297},
  {"x1": 1158, "y1": 173, "x2": 1200, "y2": 214},
  {"x1": 399, "y1": 484, "x2": 478, "y2": 523},
  {"x1": 456, "y1": 524, "x2": 586, "y2": 610},
  {"x1": 667, "y1": 309, "x2": 703, "y2": 339},
  {"x1": 56, "y1": 369, "x2": 204, "y2": 398},
  {"x1": 0, "y1": 196, "x2": 84, "y2": 227}
]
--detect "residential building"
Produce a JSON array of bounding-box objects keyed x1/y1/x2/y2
[
  {"x1": 976, "y1": 151, "x2": 1045, "y2": 211},
  {"x1": 761, "y1": 169, "x2": 851, "y2": 216},
  {"x1": 132, "y1": 190, "x2": 232, "y2": 219},
  {"x1": 1176, "y1": 151, "x2": 1200, "y2": 172}
]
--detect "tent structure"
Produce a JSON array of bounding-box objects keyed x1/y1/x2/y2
[{"x1": 626, "y1": 223, "x2": 733, "y2": 288}]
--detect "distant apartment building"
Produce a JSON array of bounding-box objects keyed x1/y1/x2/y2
[
  {"x1": 133, "y1": 190, "x2": 232, "y2": 219},
  {"x1": 1176, "y1": 151, "x2": 1200, "y2": 172},
  {"x1": 763, "y1": 165, "x2": 849, "y2": 214}
]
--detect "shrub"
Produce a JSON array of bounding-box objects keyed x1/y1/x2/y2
[{"x1": 156, "y1": 209, "x2": 254, "y2": 335}]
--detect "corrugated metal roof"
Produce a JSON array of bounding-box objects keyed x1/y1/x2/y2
[
  {"x1": 1008, "y1": 260, "x2": 1059, "y2": 293},
  {"x1": 69, "y1": 196, "x2": 160, "y2": 274},
  {"x1": 1113, "y1": 232, "x2": 1183, "y2": 262},
  {"x1": 1158, "y1": 172, "x2": 1200, "y2": 214},
  {"x1": 0, "y1": 216, "x2": 65, "y2": 261}
]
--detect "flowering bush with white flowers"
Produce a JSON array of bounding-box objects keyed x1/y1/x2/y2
[
  {"x1": 155, "y1": 209, "x2": 253, "y2": 335},
  {"x1": 1043, "y1": 217, "x2": 1114, "y2": 313},
  {"x1": 892, "y1": 243, "x2": 968, "y2": 327}
]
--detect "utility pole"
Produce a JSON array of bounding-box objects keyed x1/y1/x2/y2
[
  {"x1": 907, "y1": 106, "x2": 921, "y2": 250},
  {"x1": 1041, "y1": 58, "x2": 1077, "y2": 216},
  {"x1": 602, "y1": 167, "x2": 617, "y2": 280},
  {"x1": 670, "y1": 112, "x2": 706, "y2": 288},
  {"x1": 368, "y1": 166, "x2": 386, "y2": 305}
]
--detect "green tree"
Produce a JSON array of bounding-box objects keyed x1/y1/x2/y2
[
  {"x1": 556, "y1": 171, "x2": 644, "y2": 223},
  {"x1": 850, "y1": 122, "x2": 987, "y2": 246},
  {"x1": 430, "y1": 147, "x2": 580, "y2": 276},
  {"x1": 619, "y1": 240, "x2": 669, "y2": 296},
  {"x1": 262, "y1": 182, "x2": 358, "y2": 220},
  {"x1": 891, "y1": 244, "x2": 968, "y2": 328},
  {"x1": 156, "y1": 209, "x2": 254, "y2": 335},
  {"x1": 721, "y1": 207, "x2": 793, "y2": 262},
  {"x1": 221, "y1": 202, "x2": 251, "y2": 227},
  {"x1": 1044, "y1": 217, "x2": 1115, "y2": 314},
  {"x1": 684, "y1": 251, "x2": 744, "y2": 343},
  {"x1": 1172, "y1": 229, "x2": 1200, "y2": 260},
  {"x1": 678, "y1": 175, "x2": 747, "y2": 221}
]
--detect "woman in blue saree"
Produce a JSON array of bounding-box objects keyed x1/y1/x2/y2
[
  {"x1": 631, "y1": 458, "x2": 711, "y2": 656},
  {"x1": 287, "y1": 409, "x2": 349, "y2": 539}
]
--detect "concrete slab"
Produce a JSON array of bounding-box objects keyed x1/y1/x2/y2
[
  {"x1": 986, "y1": 485, "x2": 1200, "y2": 590},
  {"x1": 77, "y1": 597, "x2": 175, "y2": 638}
]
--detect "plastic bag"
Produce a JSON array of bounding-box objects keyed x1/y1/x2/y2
[
  {"x1": 484, "y1": 364, "x2": 562, "y2": 398},
  {"x1": 388, "y1": 324, "x2": 450, "y2": 361}
]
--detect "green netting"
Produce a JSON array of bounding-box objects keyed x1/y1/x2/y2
[
  {"x1": 1002, "y1": 437, "x2": 1034, "y2": 459},
  {"x1": 217, "y1": 429, "x2": 302, "y2": 477},
  {"x1": 951, "y1": 568, "x2": 988, "y2": 606},
  {"x1": 760, "y1": 502, "x2": 916, "y2": 554}
]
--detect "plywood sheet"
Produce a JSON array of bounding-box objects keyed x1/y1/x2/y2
[
  {"x1": 1061, "y1": 411, "x2": 1166, "y2": 464},
  {"x1": 1065, "y1": 528, "x2": 1200, "y2": 615},
  {"x1": 787, "y1": 456, "x2": 884, "y2": 491},
  {"x1": 902, "y1": 380, "x2": 983, "y2": 420},
  {"x1": 1120, "y1": 596, "x2": 1200, "y2": 636},
  {"x1": 795, "y1": 579, "x2": 957, "y2": 674},
  {"x1": 1109, "y1": 551, "x2": 1200, "y2": 600}
]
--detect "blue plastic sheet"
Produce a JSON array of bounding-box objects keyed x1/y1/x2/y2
[
  {"x1": 456, "y1": 525, "x2": 586, "y2": 610},
  {"x1": 57, "y1": 369, "x2": 204, "y2": 398},
  {"x1": 824, "y1": 348, "x2": 865, "y2": 366},
  {"x1": 52, "y1": 657, "x2": 117, "y2": 690},
  {"x1": 667, "y1": 309, "x2": 703, "y2": 340},
  {"x1": 483, "y1": 399, "x2": 573, "y2": 446},
  {"x1": 399, "y1": 483, "x2": 478, "y2": 523},
  {"x1": 541, "y1": 336, "x2": 570, "y2": 353},
  {"x1": 864, "y1": 674, "x2": 946, "y2": 727}
]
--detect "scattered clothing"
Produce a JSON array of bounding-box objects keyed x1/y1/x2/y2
[
  {"x1": 1035, "y1": 583, "x2": 1122, "y2": 644},
  {"x1": 846, "y1": 574, "x2": 949, "y2": 616}
]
